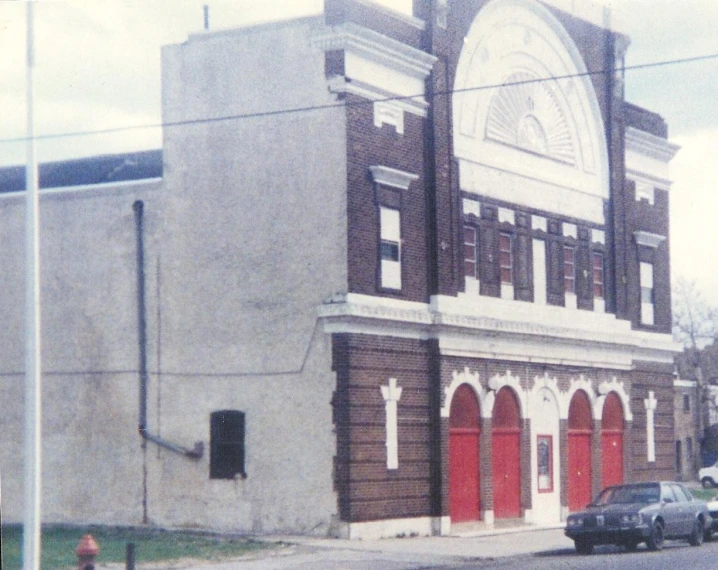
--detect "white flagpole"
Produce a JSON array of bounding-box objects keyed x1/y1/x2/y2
[{"x1": 23, "y1": 1, "x2": 42, "y2": 569}]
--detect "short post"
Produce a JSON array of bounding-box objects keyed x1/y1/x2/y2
[
  {"x1": 126, "y1": 542, "x2": 136, "y2": 570},
  {"x1": 76, "y1": 535, "x2": 99, "y2": 570}
]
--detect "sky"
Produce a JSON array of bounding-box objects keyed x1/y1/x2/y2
[{"x1": 0, "y1": 0, "x2": 717, "y2": 307}]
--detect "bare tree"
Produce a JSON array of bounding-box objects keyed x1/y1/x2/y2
[
  {"x1": 673, "y1": 276, "x2": 718, "y2": 350},
  {"x1": 673, "y1": 276, "x2": 718, "y2": 469}
]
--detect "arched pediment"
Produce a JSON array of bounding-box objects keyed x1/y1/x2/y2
[
  {"x1": 453, "y1": 0, "x2": 609, "y2": 224},
  {"x1": 486, "y1": 71, "x2": 575, "y2": 165}
]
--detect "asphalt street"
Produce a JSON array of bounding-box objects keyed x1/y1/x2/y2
[{"x1": 153, "y1": 526, "x2": 718, "y2": 570}]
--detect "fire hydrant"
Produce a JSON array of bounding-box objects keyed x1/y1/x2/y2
[{"x1": 76, "y1": 534, "x2": 99, "y2": 570}]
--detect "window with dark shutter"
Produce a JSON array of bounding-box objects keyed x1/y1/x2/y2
[
  {"x1": 210, "y1": 410, "x2": 246, "y2": 479},
  {"x1": 499, "y1": 233, "x2": 513, "y2": 285},
  {"x1": 464, "y1": 225, "x2": 477, "y2": 278},
  {"x1": 592, "y1": 251, "x2": 604, "y2": 299},
  {"x1": 563, "y1": 246, "x2": 575, "y2": 294}
]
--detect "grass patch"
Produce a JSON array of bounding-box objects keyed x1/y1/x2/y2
[{"x1": 1, "y1": 525, "x2": 279, "y2": 570}]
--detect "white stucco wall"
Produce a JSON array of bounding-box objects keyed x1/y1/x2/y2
[
  {"x1": 0, "y1": 17, "x2": 347, "y2": 535},
  {"x1": 0, "y1": 180, "x2": 161, "y2": 524},
  {"x1": 151, "y1": 17, "x2": 347, "y2": 533}
]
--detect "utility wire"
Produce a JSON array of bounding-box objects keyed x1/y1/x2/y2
[{"x1": 0, "y1": 51, "x2": 716, "y2": 145}]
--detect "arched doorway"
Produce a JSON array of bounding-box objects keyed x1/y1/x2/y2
[
  {"x1": 492, "y1": 387, "x2": 521, "y2": 519},
  {"x1": 601, "y1": 392, "x2": 624, "y2": 488},
  {"x1": 530, "y1": 386, "x2": 561, "y2": 524},
  {"x1": 568, "y1": 390, "x2": 593, "y2": 511},
  {"x1": 449, "y1": 384, "x2": 481, "y2": 522}
]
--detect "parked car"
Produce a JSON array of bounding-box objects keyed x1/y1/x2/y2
[
  {"x1": 705, "y1": 494, "x2": 718, "y2": 536},
  {"x1": 564, "y1": 481, "x2": 711, "y2": 554},
  {"x1": 699, "y1": 462, "x2": 718, "y2": 488}
]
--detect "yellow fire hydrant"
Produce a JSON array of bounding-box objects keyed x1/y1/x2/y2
[{"x1": 76, "y1": 534, "x2": 99, "y2": 570}]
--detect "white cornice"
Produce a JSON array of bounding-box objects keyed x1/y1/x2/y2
[
  {"x1": 317, "y1": 293, "x2": 682, "y2": 368},
  {"x1": 625, "y1": 127, "x2": 680, "y2": 163},
  {"x1": 326, "y1": 76, "x2": 429, "y2": 117},
  {"x1": 633, "y1": 230, "x2": 666, "y2": 249},
  {"x1": 626, "y1": 170, "x2": 671, "y2": 193},
  {"x1": 369, "y1": 165, "x2": 419, "y2": 190},
  {"x1": 311, "y1": 22, "x2": 436, "y2": 79}
]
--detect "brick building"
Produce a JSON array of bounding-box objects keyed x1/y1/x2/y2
[{"x1": 0, "y1": 0, "x2": 680, "y2": 539}]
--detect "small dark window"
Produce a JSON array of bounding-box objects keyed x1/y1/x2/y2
[
  {"x1": 641, "y1": 286, "x2": 654, "y2": 304},
  {"x1": 210, "y1": 410, "x2": 246, "y2": 479},
  {"x1": 683, "y1": 394, "x2": 691, "y2": 412},
  {"x1": 380, "y1": 241, "x2": 399, "y2": 261}
]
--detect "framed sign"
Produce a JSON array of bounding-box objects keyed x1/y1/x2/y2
[{"x1": 537, "y1": 435, "x2": 553, "y2": 492}]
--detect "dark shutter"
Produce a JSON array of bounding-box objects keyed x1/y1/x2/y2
[{"x1": 210, "y1": 410, "x2": 246, "y2": 479}]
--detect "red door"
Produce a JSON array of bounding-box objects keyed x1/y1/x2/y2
[
  {"x1": 449, "y1": 385, "x2": 481, "y2": 522},
  {"x1": 601, "y1": 392, "x2": 624, "y2": 488},
  {"x1": 492, "y1": 387, "x2": 521, "y2": 519},
  {"x1": 492, "y1": 429, "x2": 521, "y2": 518},
  {"x1": 568, "y1": 432, "x2": 592, "y2": 511},
  {"x1": 568, "y1": 391, "x2": 593, "y2": 512}
]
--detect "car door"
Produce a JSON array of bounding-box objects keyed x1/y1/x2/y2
[
  {"x1": 671, "y1": 483, "x2": 696, "y2": 534},
  {"x1": 660, "y1": 484, "x2": 683, "y2": 537}
]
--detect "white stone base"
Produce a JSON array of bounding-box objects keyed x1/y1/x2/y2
[{"x1": 333, "y1": 516, "x2": 450, "y2": 540}]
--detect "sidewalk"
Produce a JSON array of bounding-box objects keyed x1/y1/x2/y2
[{"x1": 151, "y1": 524, "x2": 575, "y2": 570}]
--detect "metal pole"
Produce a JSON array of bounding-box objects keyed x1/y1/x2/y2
[
  {"x1": 23, "y1": 1, "x2": 42, "y2": 570},
  {"x1": 126, "y1": 542, "x2": 136, "y2": 570}
]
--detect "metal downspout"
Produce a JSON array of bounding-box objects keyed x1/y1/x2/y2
[{"x1": 133, "y1": 200, "x2": 203, "y2": 459}]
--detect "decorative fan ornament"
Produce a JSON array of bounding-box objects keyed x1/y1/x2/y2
[{"x1": 485, "y1": 72, "x2": 575, "y2": 165}]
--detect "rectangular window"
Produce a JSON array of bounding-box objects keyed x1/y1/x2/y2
[
  {"x1": 640, "y1": 261, "x2": 654, "y2": 325},
  {"x1": 592, "y1": 252, "x2": 604, "y2": 298},
  {"x1": 210, "y1": 410, "x2": 246, "y2": 479},
  {"x1": 380, "y1": 206, "x2": 401, "y2": 290},
  {"x1": 563, "y1": 245, "x2": 576, "y2": 294},
  {"x1": 463, "y1": 225, "x2": 477, "y2": 279},
  {"x1": 687, "y1": 437, "x2": 693, "y2": 460},
  {"x1": 537, "y1": 435, "x2": 553, "y2": 493},
  {"x1": 684, "y1": 393, "x2": 691, "y2": 412},
  {"x1": 499, "y1": 233, "x2": 513, "y2": 285}
]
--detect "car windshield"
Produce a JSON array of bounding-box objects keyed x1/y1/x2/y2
[{"x1": 592, "y1": 484, "x2": 660, "y2": 505}]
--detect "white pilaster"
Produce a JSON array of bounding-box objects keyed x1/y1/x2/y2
[{"x1": 381, "y1": 378, "x2": 403, "y2": 469}]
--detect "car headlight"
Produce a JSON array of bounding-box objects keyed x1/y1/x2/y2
[
  {"x1": 620, "y1": 514, "x2": 642, "y2": 524},
  {"x1": 567, "y1": 517, "x2": 584, "y2": 527}
]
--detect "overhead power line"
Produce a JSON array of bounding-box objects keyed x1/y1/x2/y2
[{"x1": 1, "y1": 51, "x2": 717, "y2": 145}]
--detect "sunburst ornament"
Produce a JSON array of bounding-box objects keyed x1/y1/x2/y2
[{"x1": 485, "y1": 72, "x2": 575, "y2": 165}]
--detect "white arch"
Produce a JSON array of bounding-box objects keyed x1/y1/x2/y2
[
  {"x1": 530, "y1": 373, "x2": 564, "y2": 417},
  {"x1": 565, "y1": 375, "x2": 598, "y2": 421},
  {"x1": 452, "y1": 0, "x2": 609, "y2": 224},
  {"x1": 488, "y1": 370, "x2": 527, "y2": 420},
  {"x1": 441, "y1": 367, "x2": 493, "y2": 418},
  {"x1": 597, "y1": 377, "x2": 633, "y2": 422}
]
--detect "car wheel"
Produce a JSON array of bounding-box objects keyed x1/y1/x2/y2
[
  {"x1": 689, "y1": 518, "x2": 705, "y2": 546},
  {"x1": 646, "y1": 520, "x2": 665, "y2": 551},
  {"x1": 701, "y1": 477, "x2": 715, "y2": 489},
  {"x1": 575, "y1": 540, "x2": 593, "y2": 555}
]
